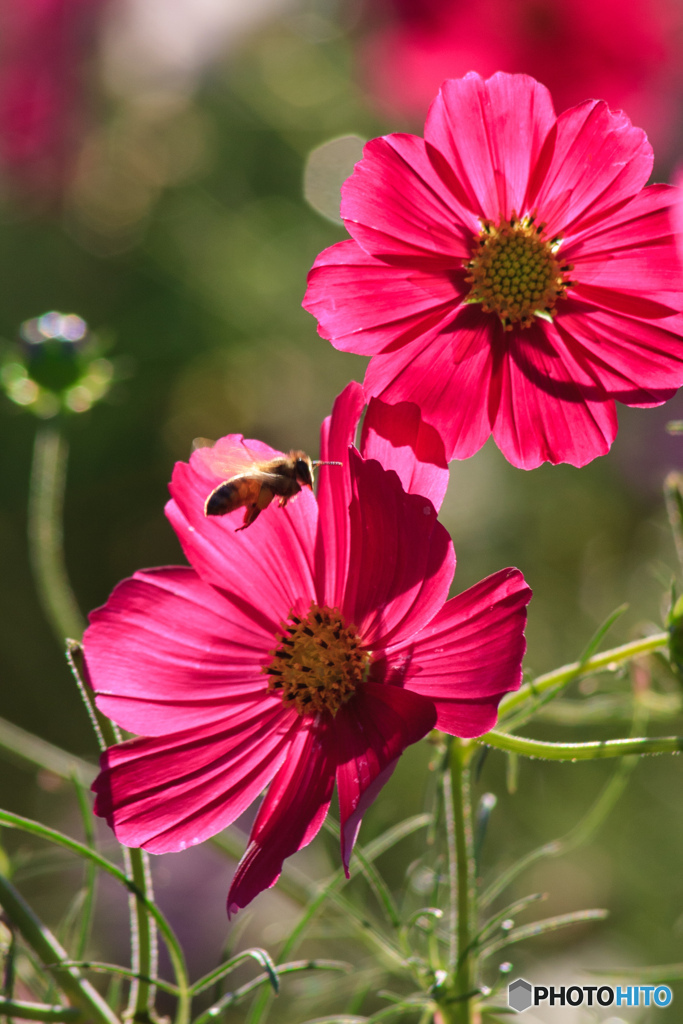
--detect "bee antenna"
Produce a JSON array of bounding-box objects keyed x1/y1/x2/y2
[{"x1": 311, "y1": 461, "x2": 343, "y2": 468}]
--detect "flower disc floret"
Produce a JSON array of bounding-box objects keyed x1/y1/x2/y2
[
  {"x1": 265, "y1": 603, "x2": 370, "y2": 715},
  {"x1": 465, "y1": 216, "x2": 571, "y2": 330}
]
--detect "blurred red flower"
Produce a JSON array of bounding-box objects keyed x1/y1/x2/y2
[
  {"x1": 304, "y1": 73, "x2": 683, "y2": 469},
  {"x1": 86, "y1": 383, "x2": 530, "y2": 913},
  {"x1": 0, "y1": 0, "x2": 106, "y2": 197},
  {"x1": 361, "y1": 0, "x2": 683, "y2": 156}
]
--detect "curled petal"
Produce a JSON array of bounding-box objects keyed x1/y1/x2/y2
[
  {"x1": 393, "y1": 568, "x2": 531, "y2": 736},
  {"x1": 331, "y1": 681, "x2": 437, "y2": 871},
  {"x1": 360, "y1": 397, "x2": 449, "y2": 512},
  {"x1": 227, "y1": 721, "x2": 336, "y2": 915},
  {"x1": 344, "y1": 449, "x2": 454, "y2": 649}
]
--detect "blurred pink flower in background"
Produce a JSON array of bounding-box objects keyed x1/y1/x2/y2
[
  {"x1": 0, "y1": 0, "x2": 109, "y2": 199},
  {"x1": 304, "y1": 73, "x2": 683, "y2": 469},
  {"x1": 85, "y1": 384, "x2": 530, "y2": 914},
  {"x1": 360, "y1": 0, "x2": 683, "y2": 157}
]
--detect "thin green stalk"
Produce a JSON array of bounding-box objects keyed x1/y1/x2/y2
[
  {"x1": 441, "y1": 760, "x2": 457, "y2": 975},
  {"x1": 498, "y1": 633, "x2": 668, "y2": 720},
  {"x1": 0, "y1": 808, "x2": 189, "y2": 1020},
  {"x1": 0, "y1": 873, "x2": 119, "y2": 1024},
  {"x1": 28, "y1": 425, "x2": 85, "y2": 643},
  {"x1": 0, "y1": 999, "x2": 81, "y2": 1022},
  {"x1": 125, "y1": 848, "x2": 157, "y2": 1024},
  {"x1": 439, "y1": 740, "x2": 475, "y2": 1024},
  {"x1": 0, "y1": 715, "x2": 96, "y2": 785},
  {"x1": 480, "y1": 730, "x2": 683, "y2": 760},
  {"x1": 88, "y1": 678, "x2": 159, "y2": 1024},
  {"x1": 71, "y1": 776, "x2": 97, "y2": 962}
]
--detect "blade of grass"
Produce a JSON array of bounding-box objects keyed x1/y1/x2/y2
[
  {"x1": 0, "y1": 808, "x2": 188, "y2": 1020},
  {"x1": 193, "y1": 961, "x2": 351, "y2": 1024},
  {"x1": 0, "y1": 999, "x2": 82, "y2": 1021},
  {"x1": 0, "y1": 873, "x2": 119, "y2": 1024}
]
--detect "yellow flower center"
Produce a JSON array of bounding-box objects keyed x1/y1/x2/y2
[
  {"x1": 264, "y1": 603, "x2": 370, "y2": 716},
  {"x1": 464, "y1": 214, "x2": 573, "y2": 331}
]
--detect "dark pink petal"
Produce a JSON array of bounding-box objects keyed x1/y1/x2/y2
[
  {"x1": 360, "y1": 397, "x2": 449, "y2": 512},
  {"x1": 492, "y1": 321, "x2": 617, "y2": 468},
  {"x1": 303, "y1": 239, "x2": 465, "y2": 356},
  {"x1": 167, "y1": 460, "x2": 318, "y2": 629},
  {"x1": 425, "y1": 72, "x2": 556, "y2": 221},
  {"x1": 390, "y1": 568, "x2": 530, "y2": 736},
  {"x1": 529, "y1": 99, "x2": 653, "y2": 238},
  {"x1": 315, "y1": 382, "x2": 364, "y2": 609},
  {"x1": 363, "y1": 306, "x2": 498, "y2": 463},
  {"x1": 92, "y1": 704, "x2": 299, "y2": 853},
  {"x1": 555, "y1": 303, "x2": 683, "y2": 401},
  {"x1": 341, "y1": 133, "x2": 477, "y2": 259},
  {"x1": 227, "y1": 721, "x2": 336, "y2": 914},
  {"x1": 85, "y1": 567, "x2": 276, "y2": 735},
  {"x1": 565, "y1": 183, "x2": 680, "y2": 256},
  {"x1": 343, "y1": 450, "x2": 454, "y2": 649},
  {"x1": 331, "y1": 681, "x2": 436, "y2": 871}
]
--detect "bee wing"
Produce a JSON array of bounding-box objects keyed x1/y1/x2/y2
[
  {"x1": 191, "y1": 436, "x2": 216, "y2": 453},
  {"x1": 191, "y1": 436, "x2": 283, "y2": 485}
]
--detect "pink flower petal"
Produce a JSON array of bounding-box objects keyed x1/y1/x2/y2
[
  {"x1": 331, "y1": 681, "x2": 437, "y2": 870},
  {"x1": 167, "y1": 458, "x2": 318, "y2": 628},
  {"x1": 363, "y1": 306, "x2": 498, "y2": 462},
  {"x1": 360, "y1": 397, "x2": 449, "y2": 512},
  {"x1": 93, "y1": 704, "x2": 299, "y2": 853},
  {"x1": 425, "y1": 72, "x2": 557, "y2": 220},
  {"x1": 341, "y1": 133, "x2": 477, "y2": 259},
  {"x1": 390, "y1": 568, "x2": 531, "y2": 736},
  {"x1": 530, "y1": 99, "x2": 653, "y2": 238},
  {"x1": 304, "y1": 239, "x2": 465, "y2": 355},
  {"x1": 492, "y1": 321, "x2": 618, "y2": 468},
  {"x1": 315, "y1": 382, "x2": 365, "y2": 609},
  {"x1": 85, "y1": 567, "x2": 276, "y2": 735},
  {"x1": 227, "y1": 721, "x2": 336, "y2": 914},
  {"x1": 343, "y1": 450, "x2": 454, "y2": 649},
  {"x1": 556, "y1": 303, "x2": 683, "y2": 401}
]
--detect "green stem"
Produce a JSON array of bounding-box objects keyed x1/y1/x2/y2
[
  {"x1": 0, "y1": 715, "x2": 96, "y2": 784},
  {"x1": 28, "y1": 425, "x2": 85, "y2": 643},
  {"x1": 439, "y1": 740, "x2": 475, "y2": 1024},
  {"x1": 498, "y1": 633, "x2": 668, "y2": 720},
  {"x1": 0, "y1": 874, "x2": 120, "y2": 1024},
  {"x1": 0, "y1": 1000, "x2": 81, "y2": 1022},
  {"x1": 0, "y1": 808, "x2": 189, "y2": 1020},
  {"x1": 481, "y1": 730, "x2": 683, "y2": 760},
  {"x1": 125, "y1": 849, "x2": 157, "y2": 1023},
  {"x1": 93, "y1": 693, "x2": 160, "y2": 1024}
]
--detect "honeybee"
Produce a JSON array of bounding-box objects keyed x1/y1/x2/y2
[{"x1": 196, "y1": 440, "x2": 341, "y2": 530}]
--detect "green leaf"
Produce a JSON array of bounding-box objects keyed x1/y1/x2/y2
[
  {"x1": 479, "y1": 909, "x2": 608, "y2": 960},
  {"x1": 193, "y1": 960, "x2": 351, "y2": 1024},
  {"x1": 0, "y1": 999, "x2": 82, "y2": 1021},
  {"x1": 190, "y1": 949, "x2": 279, "y2": 997}
]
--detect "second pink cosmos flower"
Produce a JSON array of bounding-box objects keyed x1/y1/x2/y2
[
  {"x1": 304, "y1": 72, "x2": 683, "y2": 470},
  {"x1": 85, "y1": 384, "x2": 530, "y2": 913}
]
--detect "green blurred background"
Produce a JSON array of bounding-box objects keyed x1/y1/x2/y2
[{"x1": 2, "y1": 0, "x2": 683, "y2": 1020}]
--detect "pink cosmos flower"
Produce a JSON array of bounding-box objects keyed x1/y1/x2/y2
[
  {"x1": 0, "y1": 0, "x2": 107, "y2": 198},
  {"x1": 360, "y1": 0, "x2": 683, "y2": 157},
  {"x1": 303, "y1": 72, "x2": 683, "y2": 470},
  {"x1": 85, "y1": 383, "x2": 530, "y2": 913}
]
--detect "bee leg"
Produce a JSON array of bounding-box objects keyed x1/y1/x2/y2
[{"x1": 236, "y1": 505, "x2": 261, "y2": 531}]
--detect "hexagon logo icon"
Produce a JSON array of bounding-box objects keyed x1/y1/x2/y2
[{"x1": 508, "y1": 978, "x2": 533, "y2": 1012}]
